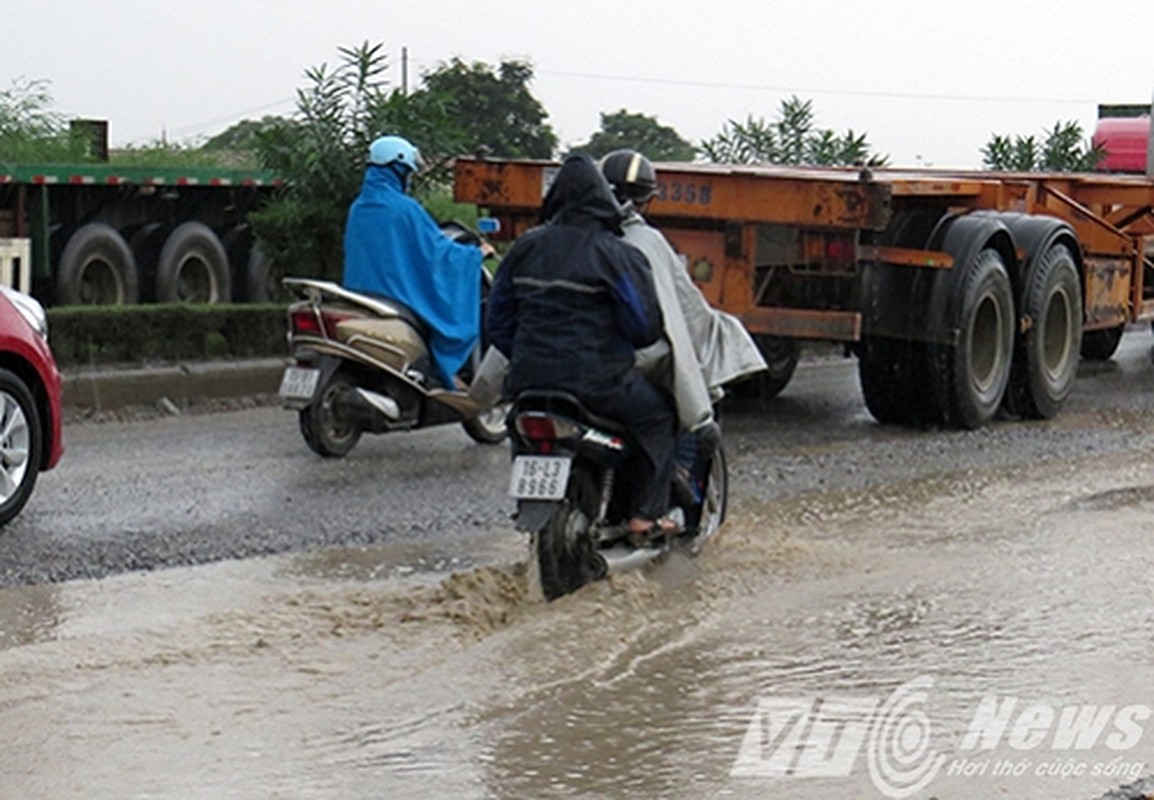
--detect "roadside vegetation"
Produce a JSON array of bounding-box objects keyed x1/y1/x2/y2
[{"x1": 981, "y1": 120, "x2": 1104, "y2": 171}]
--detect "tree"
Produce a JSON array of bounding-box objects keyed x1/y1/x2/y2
[
  {"x1": 202, "y1": 116, "x2": 285, "y2": 153},
  {"x1": 249, "y1": 41, "x2": 468, "y2": 280},
  {"x1": 0, "y1": 77, "x2": 90, "y2": 163},
  {"x1": 701, "y1": 96, "x2": 888, "y2": 167},
  {"x1": 981, "y1": 121, "x2": 1104, "y2": 172},
  {"x1": 568, "y1": 109, "x2": 696, "y2": 161},
  {"x1": 417, "y1": 58, "x2": 556, "y2": 158}
]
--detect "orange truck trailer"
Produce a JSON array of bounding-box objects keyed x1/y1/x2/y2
[{"x1": 454, "y1": 157, "x2": 1154, "y2": 430}]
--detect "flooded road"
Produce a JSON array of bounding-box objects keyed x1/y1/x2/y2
[{"x1": 5, "y1": 333, "x2": 1154, "y2": 798}]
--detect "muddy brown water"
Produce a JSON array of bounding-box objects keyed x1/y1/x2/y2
[{"x1": 3, "y1": 443, "x2": 1154, "y2": 799}]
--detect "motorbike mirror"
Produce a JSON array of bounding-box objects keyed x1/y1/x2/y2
[{"x1": 477, "y1": 217, "x2": 501, "y2": 235}]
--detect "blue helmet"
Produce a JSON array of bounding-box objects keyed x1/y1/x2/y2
[{"x1": 368, "y1": 135, "x2": 422, "y2": 173}]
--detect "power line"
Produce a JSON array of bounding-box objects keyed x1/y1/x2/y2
[
  {"x1": 408, "y1": 56, "x2": 1097, "y2": 108},
  {"x1": 167, "y1": 96, "x2": 297, "y2": 139},
  {"x1": 532, "y1": 68, "x2": 1099, "y2": 108}
]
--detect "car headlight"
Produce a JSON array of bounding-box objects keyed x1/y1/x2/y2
[{"x1": 0, "y1": 286, "x2": 48, "y2": 341}]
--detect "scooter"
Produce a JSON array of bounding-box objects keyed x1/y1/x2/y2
[
  {"x1": 279, "y1": 255, "x2": 507, "y2": 457},
  {"x1": 507, "y1": 391, "x2": 727, "y2": 600}
]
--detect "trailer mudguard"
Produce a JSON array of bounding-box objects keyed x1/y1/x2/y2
[{"x1": 860, "y1": 212, "x2": 1017, "y2": 346}]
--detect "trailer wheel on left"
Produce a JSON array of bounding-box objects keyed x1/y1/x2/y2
[{"x1": 55, "y1": 223, "x2": 140, "y2": 306}]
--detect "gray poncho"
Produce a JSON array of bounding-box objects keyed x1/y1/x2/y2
[{"x1": 626, "y1": 211, "x2": 766, "y2": 431}]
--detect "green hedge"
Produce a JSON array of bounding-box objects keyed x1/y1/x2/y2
[{"x1": 47, "y1": 303, "x2": 289, "y2": 368}]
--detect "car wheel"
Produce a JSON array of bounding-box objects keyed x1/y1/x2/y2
[{"x1": 0, "y1": 369, "x2": 43, "y2": 526}]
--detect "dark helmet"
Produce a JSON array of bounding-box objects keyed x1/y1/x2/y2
[{"x1": 600, "y1": 149, "x2": 657, "y2": 205}]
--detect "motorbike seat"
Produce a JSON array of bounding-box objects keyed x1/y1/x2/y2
[
  {"x1": 356, "y1": 290, "x2": 432, "y2": 342},
  {"x1": 512, "y1": 390, "x2": 630, "y2": 437}
]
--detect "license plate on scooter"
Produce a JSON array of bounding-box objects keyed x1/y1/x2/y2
[
  {"x1": 279, "y1": 366, "x2": 321, "y2": 403},
  {"x1": 509, "y1": 456, "x2": 571, "y2": 500}
]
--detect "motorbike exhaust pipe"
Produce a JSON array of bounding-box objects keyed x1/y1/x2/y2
[
  {"x1": 596, "y1": 545, "x2": 664, "y2": 576},
  {"x1": 353, "y1": 388, "x2": 401, "y2": 420}
]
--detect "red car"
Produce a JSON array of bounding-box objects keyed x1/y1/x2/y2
[{"x1": 0, "y1": 286, "x2": 63, "y2": 525}]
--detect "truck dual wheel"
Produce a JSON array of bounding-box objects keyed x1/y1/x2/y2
[
  {"x1": 1005, "y1": 244, "x2": 1082, "y2": 419},
  {"x1": 155, "y1": 222, "x2": 232, "y2": 304},
  {"x1": 55, "y1": 223, "x2": 140, "y2": 305},
  {"x1": 933, "y1": 248, "x2": 1015, "y2": 429}
]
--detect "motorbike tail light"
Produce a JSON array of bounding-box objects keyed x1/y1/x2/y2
[
  {"x1": 291, "y1": 309, "x2": 358, "y2": 339},
  {"x1": 290, "y1": 309, "x2": 322, "y2": 336},
  {"x1": 515, "y1": 414, "x2": 578, "y2": 442}
]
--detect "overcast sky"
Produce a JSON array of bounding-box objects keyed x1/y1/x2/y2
[{"x1": 7, "y1": 0, "x2": 1152, "y2": 168}]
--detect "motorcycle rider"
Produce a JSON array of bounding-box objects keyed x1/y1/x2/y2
[
  {"x1": 486, "y1": 155, "x2": 681, "y2": 538},
  {"x1": 600, "y1": 149, "x2": 766, "y2": 445},
  {"x1": 342, "y1": 135, "x2": 489, "y2": 388}
]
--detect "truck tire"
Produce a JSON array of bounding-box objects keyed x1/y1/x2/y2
[
  {"x1": 858, "y1": 335, "x2": 934, "y2": 426},
  {"x1": 1004, "y1": 243, "x2": 1081, "y2": 419},
  {"x1": 223, "y1": 224, "x2": 276, "y2": 303},
  {"x1": 56, "y1": 223, "x2": 139, "y2": 306},
  {"x1": 242, "y1": 247, "x2": 273, "y2": 303},
  {"x1": 930, "y1": 248, "x2": 1014, "y2": 429},
  {"x1": 1080, "y1": 324, "x2": 1124, "y2": 361},
  {"x1": 155, "y1": 222, "x2": 231, "y2": 304}
]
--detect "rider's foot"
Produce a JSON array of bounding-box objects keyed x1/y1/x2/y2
[{"x1": 626, "y1": 516, "x2": 684, "y2": 540}]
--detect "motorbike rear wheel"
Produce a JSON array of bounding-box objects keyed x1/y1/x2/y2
[
  {"x1": 299, "y1": 370, "x2": 363, "y2": 458},
  {"x1": 536, "y1": 465, "x2": 601, "y2": 601}
]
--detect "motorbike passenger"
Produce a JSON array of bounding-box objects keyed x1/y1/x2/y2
[
  {"x1": 486, "y1": 155, "x2": 681, "y2": 538},
  {"x1": 600, "y1": 149, "x2": 766, "y2": 445},
  {"x1": 342, "y1": 135, "x2": 489, "y2": 389}
]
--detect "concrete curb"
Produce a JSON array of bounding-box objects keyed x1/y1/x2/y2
[{"x1": 60, "y1": 358, "x2": 287, "y2": 411}]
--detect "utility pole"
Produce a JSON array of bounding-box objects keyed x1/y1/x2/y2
[{"x1": 402, "y1": 47, "x2": 409, "y2": 97}]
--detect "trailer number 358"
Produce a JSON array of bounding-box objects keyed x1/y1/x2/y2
[{"x1": 655, "y1": 181, "x2": 713, "y2": 205}]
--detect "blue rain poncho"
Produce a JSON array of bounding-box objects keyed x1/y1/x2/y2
[{"x1": 342, "y1": 165, "x2": 482, "y2": 386}]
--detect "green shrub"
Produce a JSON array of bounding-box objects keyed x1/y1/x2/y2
[{"x1": 47, "y1": 304, "x2": 288, "y2": 368}]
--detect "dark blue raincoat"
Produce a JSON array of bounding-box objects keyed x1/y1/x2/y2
[
  {"x1": 342, "y1": 166, "x2": 481, "y2": 386},
  {"x1": 487, "y1": 155, "x2": 675, "y2": 520}
]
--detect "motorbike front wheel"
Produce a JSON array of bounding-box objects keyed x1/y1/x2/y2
[
  {"x1": 683, "y1": 444, "x2": 728, "y2": 556},
  {"x1": 536, "y1": 465, "x2": 601, "y2": 601},
  {"x1": 299, "y1": 370, "x2": 363, "y2": 458},
  {"x1": 461, "y1": 402, "x2": 509, "y2": 444}
]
